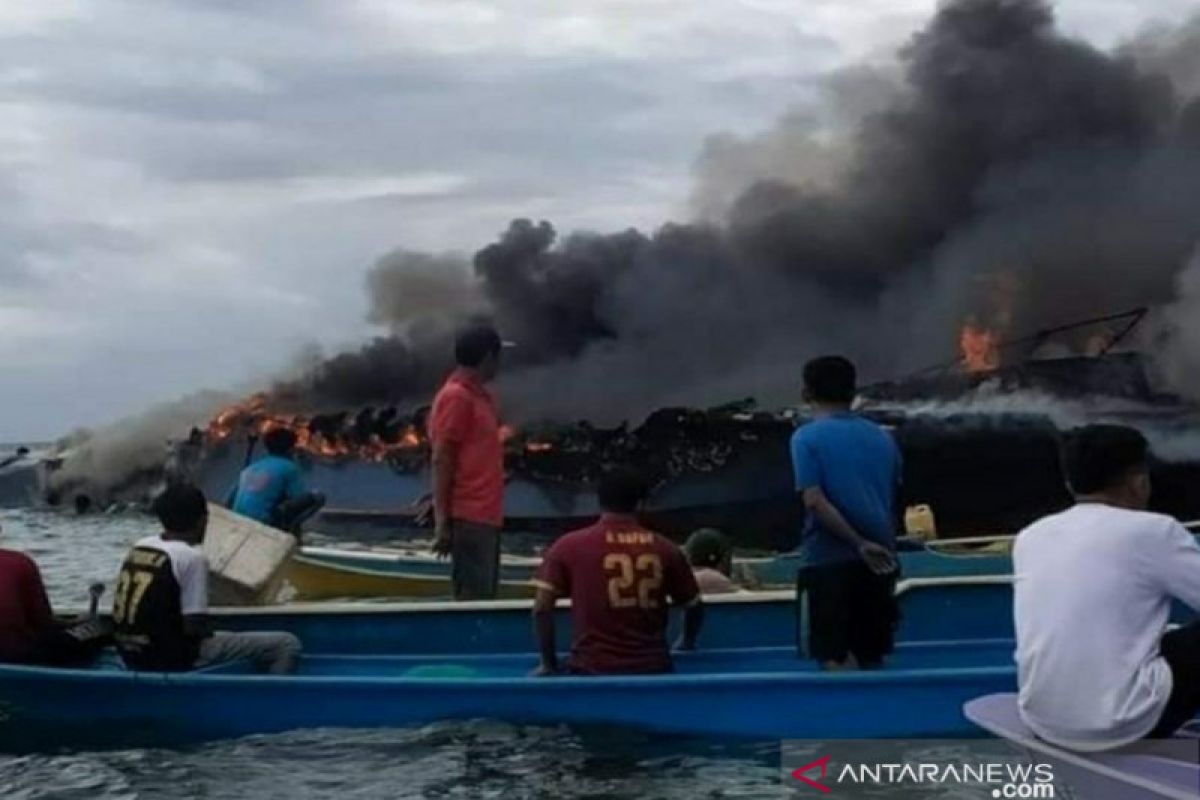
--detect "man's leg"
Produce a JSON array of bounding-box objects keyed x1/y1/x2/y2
[
  {"x1": 195, "y1": 631, "x2": 302, "y2": 675},
  {"x1": 450, "y1": 520, "x2": 501, "y2": 601},
  {"x1": 848, "y1": 563, "x2": 898, "y2": 670},
  {"x1": 805, "y1": 563, "x2": 853, "y2": 669},
  {"x1": 1149, "y1": 621, "x2": 1200, "y2": 737}
]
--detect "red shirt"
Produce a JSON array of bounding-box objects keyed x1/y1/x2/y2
[
  {"x1": 0, "y1": 550, "x2": 53, "y2": 661},
  {"x1": 535, "y1": 514, "x2": 700, "y2": 674},
  {"x1": 428, "y1": 368, "x2": 504, "y2": 527}
]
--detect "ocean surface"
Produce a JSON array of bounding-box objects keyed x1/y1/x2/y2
[{"x1": 0, "y1": 508, "x2": 1008, "y2": 799}]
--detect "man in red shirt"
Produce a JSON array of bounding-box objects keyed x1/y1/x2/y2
[
  {"x1": 0, "y1": 522, "x2": 99, "y2": 666},
  {"x1": 429, "y1": 324, "x2": 507, "y2": 600},
  {"x1": 532, "y1": 468, "x2": 704, "y2": 675}
]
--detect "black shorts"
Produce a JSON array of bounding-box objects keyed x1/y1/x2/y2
[
  {"x1": 450, "y1": 520, "x2": 501, "y2": 601},
  {"x1": 1150, "y1": 620, "x2": 1200, "y2": 737},
  {"x1": 800, "y1": 560, "x2": 898, "y2": 668}
]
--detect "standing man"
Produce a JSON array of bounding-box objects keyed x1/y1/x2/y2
[
  {"x1": 1015, "y1": 425, "x2": 1200, "y2": 749},
  {"x1": 531, "y1": 468, "x2": 703, "y2": 675},
  {"x1": 429, "y1": 324, "x2": 506, "y2": 600},
  {"x1": 114, "y1": 484, "x2": 301, "y2": 673},
  {"x1": 792, "y1": 355, "x2": 901, "y2": 670}
]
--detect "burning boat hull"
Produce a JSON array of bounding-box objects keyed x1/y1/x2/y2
[{"x1": 193, "y1": 430, "x2": 804, "y2": 550}]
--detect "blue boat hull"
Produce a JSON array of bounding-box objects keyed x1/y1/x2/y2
[
  {"x1": 0, "y1": 642, "x2": 1016, "y2": 749},
  {"x1": 215, "y1": 579, "x2": 1018, "y2": 655}
]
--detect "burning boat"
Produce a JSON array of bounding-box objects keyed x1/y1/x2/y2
[{"x1": 177, "y1": 310, "x2": 1200, "y2": 551}]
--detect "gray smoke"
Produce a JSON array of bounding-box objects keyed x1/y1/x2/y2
[{"x1": 273, "y1": 0, "x2": 1200, "y2": 421}]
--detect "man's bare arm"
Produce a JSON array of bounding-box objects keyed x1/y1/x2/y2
[
  {"x1": 531, "y1": 587, "x2": 559, "y2": 675},
  {"x1": 431, "y1": 442, "x2": 460, "y2": 556}
]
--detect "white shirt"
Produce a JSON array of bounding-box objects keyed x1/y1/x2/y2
[
  {"x1": 133, "y1": 535, "x2": 209, "y2": 616},
  {"x1": 1013, "y1": 503, "x2": 1200, "y2": 751}
]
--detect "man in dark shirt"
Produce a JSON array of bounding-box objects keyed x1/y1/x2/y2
[
  {"x1": 0, "y1": 522, "x2": 99, "y2": 666},
  {"x1": 532, "y1": 468, "x2": 703, "y2": 675},
  {"x1": 792, "y1": 355, "x2": 902, "y2": 671}
]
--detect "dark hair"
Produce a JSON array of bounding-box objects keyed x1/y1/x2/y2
[
  {"x1": 264, "y1": 427, "x2": 298, "y2": 456},
  {"x1": 1061, "y1": 424, "x2": 1149, "y2": 494},
  {"x1": 597, "y1": 467, "x2": 650, "y2": 513},
  {"x1": 455, "y1": 324, "x2": 502, "y2": 368},
  {"x1": 684, "y1": 528, "x2": 732, "y2": 568},
  {"x1": 803, "y1": 356, "x2": 857, "y2": 404},
  {"x1": 153, "y1": 484, "x2": 209, "y2": 533}
]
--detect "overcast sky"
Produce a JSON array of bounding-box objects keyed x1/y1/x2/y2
[{"x1": 0, "y1": 0, "x2": 1192, "y2": 442}]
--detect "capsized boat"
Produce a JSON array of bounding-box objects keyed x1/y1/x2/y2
[
  {"x1": 0, "y1": 640, "x2": 1017, "y2": 750},
  {"x1": 965, "y1": 694, "x2": 1200, "y2": 800}
]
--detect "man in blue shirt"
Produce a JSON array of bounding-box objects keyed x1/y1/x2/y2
[
  {"x1": 230, "y1": 428, "x2": 325, "y2": 537},
  {"x1": 792, "y1": 355, "x2": 901, "y2": 670}
]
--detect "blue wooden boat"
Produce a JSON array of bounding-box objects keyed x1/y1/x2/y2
[
  {"x1": 217, "y1": 577, "x2": 1018, "y2": 655},
  {"x1": 0, "y1": 640, "x2": 1017, "y2": 750},
  {"x1": 283, "y1": 538, "x2": 1015, "y2": 601}
]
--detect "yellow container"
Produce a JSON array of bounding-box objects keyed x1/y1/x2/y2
[{"x1": 904, "y1": 504, "x2": 938, "y2": 541}]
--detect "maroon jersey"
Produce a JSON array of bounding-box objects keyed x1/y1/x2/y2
[{"x1": 534, "y1": 514, "x2": 700, "y2": 674}]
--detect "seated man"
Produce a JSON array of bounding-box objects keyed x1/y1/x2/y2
[
  {"x1": 0, "y1": 523, "x2": 104, "y2": 666},
  {"x1": 532, "y1": 468, "x2": 703, "y2": 675},
  {"x1": 683, "y1": 528, "x2": 741, "y2": 595},
  {"x1": 115, "y1": 485, "x2": 301, "y2": 673},
  {"x1": 1015, "y1": 424, "x2": 1200, "y2": 750},
  {"x1": 230, "y1": 428, "x2": 325, "y2": 536}
]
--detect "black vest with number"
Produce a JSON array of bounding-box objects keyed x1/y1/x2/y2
[{"x1": 113, "y1": 545, "x2": 199, "y2": 671}]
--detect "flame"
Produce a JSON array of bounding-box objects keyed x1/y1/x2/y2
[
  {"x1": 959, "y1": 324, "x2": 1001, "y2": 373},
  {"x1": 204, "y1": 400, "x2": 547, "y2": 464},
  {"x1": 204, "y1": 397, "x2": 432, "y2": 463}
]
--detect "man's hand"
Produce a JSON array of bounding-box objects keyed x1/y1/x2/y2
[
  {"x1": 858, "y1": 541, "x2": 897, "y2": 575},
  {"x1": 411, "y1": 493, "x2": 434, "y2": 527},
  {"x1": 432, "y1": 520, "x2": 453, "y2": 559},
  {"x1": 529, "y1": 663, "x2": 559, "y2": 677}
]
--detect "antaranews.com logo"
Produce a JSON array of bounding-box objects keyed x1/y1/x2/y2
[{"x1": 783, "y1": 741, "x2": 1058, "y2": 798}]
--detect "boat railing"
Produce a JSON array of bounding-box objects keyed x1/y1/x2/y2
[{"x1": 209, "y1": 574, "x2": 1014, "y2": 617}]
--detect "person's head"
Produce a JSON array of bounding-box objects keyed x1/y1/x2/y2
[
  {"x1": 455, "y1": 324, "x2": 503, "y2": 382},
  {"x1": 684, "y1": 528, "x2": 733, "y2": 575},
  {"x1": 263, "y1": 427, "x2": 298, "y2": 458},
  {"x1": 597, "y1": 467, "x2": 650, "y2": 514},
  {"x1": 16, "y1": 446, "x2": 28, "y2": 456},
  {"x1": 1061, "y1": 424, "x2": 1151, "y2": 510},
  {"x1": 803, "y1": 355, "x2": 857, "y2": 408},
  {"x1": 152, "y1": 484, "x2": 209, "y2": 544}
]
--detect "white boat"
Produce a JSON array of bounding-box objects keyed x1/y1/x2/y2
[{"x1": 965, "y1": 694, "x2": 1200, "y2": 800}]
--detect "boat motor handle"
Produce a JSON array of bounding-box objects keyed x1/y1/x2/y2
[{"x1": 87, "y1": 582, "x2": 105, "y2": 620}]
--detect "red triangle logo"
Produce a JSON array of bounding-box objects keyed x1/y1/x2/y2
[{"x1": 790, "y1": 754, "x2": 832, "y2": 793}]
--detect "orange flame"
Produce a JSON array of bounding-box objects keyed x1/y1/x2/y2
[
  {"x1": 204, "y1": 397, "x2": 432, "y2": 463},
  {"x1": 959, "y1": 324, "x2": 1001, "y2": 373}
]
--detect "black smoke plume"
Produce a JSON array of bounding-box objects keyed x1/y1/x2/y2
[{"x1": 270, "y1": 0, "x2": 1200, "y2": 422}]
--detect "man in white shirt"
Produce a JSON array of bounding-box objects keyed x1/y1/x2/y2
[
  {"x1": 1014, "y1": 424, "x2": 1200, "y2": 751},
  {"x1": 113, "y1": 485, "x2": 301, "y2": 674}
]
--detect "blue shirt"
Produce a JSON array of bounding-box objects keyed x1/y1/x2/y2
[
  {"x1": 791, "y1": 413, "x2": 902, "y2": 566},
  {"x1": 231, "y1": 455, "x2": 306, "y2": 524}
]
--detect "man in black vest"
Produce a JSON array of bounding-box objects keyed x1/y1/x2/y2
[{"x1": 114, "y1": 485, "x2": 301, "y2": 673}]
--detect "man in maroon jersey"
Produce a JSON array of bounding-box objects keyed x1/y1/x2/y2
[{"x1": 531, "y1": 468, "x2": 704, "y2": 675}]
